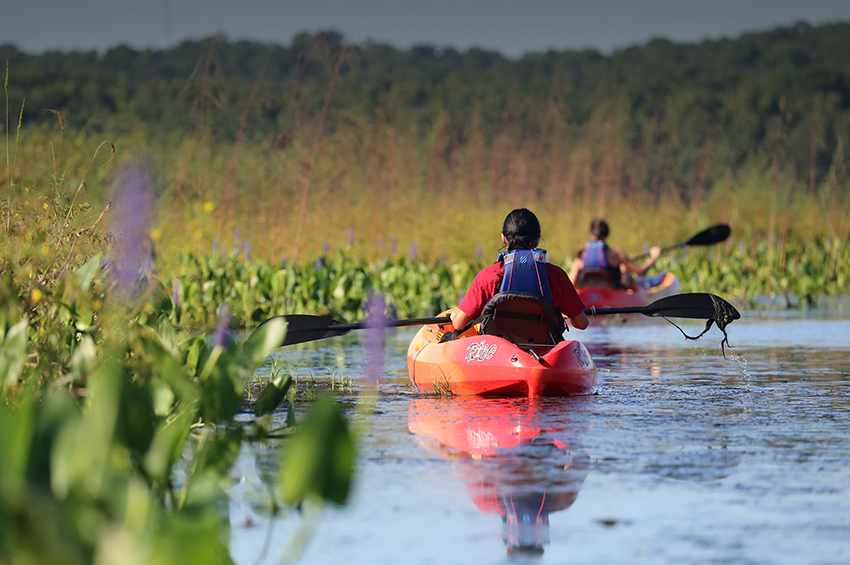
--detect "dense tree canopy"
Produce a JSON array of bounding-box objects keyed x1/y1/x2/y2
[{"x1": 2, "y1": 22, "x2": 849, "y2": 197}]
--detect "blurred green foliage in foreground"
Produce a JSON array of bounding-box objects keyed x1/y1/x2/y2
[{"x1": 0, "y1": 255, "x2": 357, "y2": 565}]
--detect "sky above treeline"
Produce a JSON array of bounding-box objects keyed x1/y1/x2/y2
[{"x1": 3, "y1": 0, "x2": 850, "y2": 58}]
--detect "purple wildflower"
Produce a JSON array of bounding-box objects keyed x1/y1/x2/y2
[
  {"x1": 110, "y1": 162, "x2": 156, "y2": 298},
  {"x1": 100, "y1": 256, "x2": 110, "y2": 269},
  {"x1": 233, "y1": 228, "x2": 241, "y2": 249},
  {"x1": 409, "y1": 241, "x2": 418, "y2": 260},
  {"x1": 439, "y1": 252, "x2": 446, "y2": 265},
  {"x1": 213, "y1": 237, "x2": 219, "y2": 252},
  {"x1": 244, "y1": 241, "x2": 251, "y2": 262},
  {"x1": 213, "y1": 305, "x2": 232, "y2": 347},
  {"x1": 377, "y1": 236, "x2": 384, "y2": 254},
  {"x1": 476, "y1": 244, "x2": 483, "y2": 261},
  {"x1": 362, "y1": 293, "x2": 387, "y2": 387},
  {"x1": 391, "y1": 237, "x2": 397, "y2": 255},
  {"x1": 348, "y1": 227, "x2": 355, "y2": 247},
  {"x1": 324, "y1": 241, "x2": 331, "y2": 254},
  {"x1": 171, "y1": 279, "x2": 179, "y2": 305},
  {"x1": 315, "y1": 256, "x2": 323, "y2": 271}
]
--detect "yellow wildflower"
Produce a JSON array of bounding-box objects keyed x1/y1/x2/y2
[
  {"x1": 203, "y1": 201, "x2": 215, "y2": 214},
  {"x1": 43, "y1": 202, "x2": 49, "y2": 209},
  {"x1": 151, "y1": 228, "x2": 163, "y2": 241},
  {"x1": 31, "y1": 288, "x2": 43, "y2": 303}
]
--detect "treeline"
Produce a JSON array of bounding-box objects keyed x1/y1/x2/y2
[{"x1": 2, "y1": 22, "x2": 849, "y2": 233}]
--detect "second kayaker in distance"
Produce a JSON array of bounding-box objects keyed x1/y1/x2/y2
[
  {"x1": 568, "y1": 218, "x2": 662, "y2": 291},
  {"x1": 449, "y1": 208, "x2": 589, "y2": 333}
]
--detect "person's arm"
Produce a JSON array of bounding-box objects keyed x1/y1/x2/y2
[
  {"x1": 450, "y1": 309, "x2": 472, "y2": 332},
  {"x1": 552, "y1": 265, "x2": 590, "y2": 331},
  {"x1": 614, "y1": 246, "x2": 661, "y2": 276},
  {"x1": 569, "y1": 311, "x2": 589, "y2": 330},
  {"x1": 568, "y1": 256, "x2": 583, "y2": 284}
]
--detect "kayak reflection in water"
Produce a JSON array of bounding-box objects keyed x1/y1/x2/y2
[
  {"x1": 465, "y1": 446, "x2": 590, "y2": 555},
  {"x1": 408, "y1": 397, "x2": 589, "y2": 556}
]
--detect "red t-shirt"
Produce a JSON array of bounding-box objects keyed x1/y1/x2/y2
[{"x1": 457, "y1": 261, "x2": 586, "y2": 320}]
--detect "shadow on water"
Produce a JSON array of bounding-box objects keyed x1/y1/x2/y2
[{"x1": 408, "y1": 397, "x2": 592, "y2": 557}]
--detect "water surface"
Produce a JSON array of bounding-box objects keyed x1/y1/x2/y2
[{"x1": 230, "y1": 305, "x2": 850, "y2": 565}]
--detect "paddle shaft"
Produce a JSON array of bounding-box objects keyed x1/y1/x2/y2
[
  {"x1": 584, "y1": 305, "x2": 665, "y2": 317},
  {"x1": 293, "y1": 315, "x2": 451, "y2": 335},
  {"x1": 262, "y1": 293, "x2": 739, "y2": 346}
]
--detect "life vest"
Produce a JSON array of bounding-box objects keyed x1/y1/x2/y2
[
  {"x1": 581, "y1": 241, "x2": 609, "y2": 268},
  {"x1": 498, "y1": 248, "x2": 553, "y2": 302},
  {"x1": 580, "y1": 241, "x2": 622, "y2": 288},
  {"x1": 497, "y1": 248, "x2": 563, "y2": 333}
]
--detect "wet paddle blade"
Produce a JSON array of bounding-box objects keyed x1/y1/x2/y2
[{"x1": 641, "y1": 293, "x2": 740, "y2": 324}]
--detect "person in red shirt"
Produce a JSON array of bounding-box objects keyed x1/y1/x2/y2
[{"x1": 450, "y1": 208, "x2": 589, "y2": 332}]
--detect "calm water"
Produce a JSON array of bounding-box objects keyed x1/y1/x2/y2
[{"x1": 230, "y1": 303, "x2": 850, "y2": 565}]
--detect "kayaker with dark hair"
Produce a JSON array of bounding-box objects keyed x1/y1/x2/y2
[
  {"x1": 449, "y1": 208, "x2": 589, "y2": 333},
  {"x1": 568, "y1": 218, "x2": 662, "y2": 290}
]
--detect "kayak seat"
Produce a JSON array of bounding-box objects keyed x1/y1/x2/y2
[
  {"x1": 477, "y1": 292, "x2": 563, "y2": 346},
  {"x1": 575, "y1": 267, "x2": 621, "y2": 290}
]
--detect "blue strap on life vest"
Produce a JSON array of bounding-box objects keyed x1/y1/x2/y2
[{"x1": 498, "y1": 249, "x2": 554, "y2": 304}]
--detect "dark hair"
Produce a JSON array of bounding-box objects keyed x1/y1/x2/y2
[
  {"x1": 502, "y1": 208, "x2": 541, "y2": 251},
  {"x1": 590, "y1": 218, "x2": 609, "y2": 239}
]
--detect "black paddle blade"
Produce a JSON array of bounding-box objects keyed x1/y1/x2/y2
[
  {"x1": 644, "y1": 293, "x2": 740, "y2": 357},
  {"x1": 261, "y1": 314, "x2": 352, "y2": 346},
  {"x1": 686, "y1": 224, "x2": 731, "y2": 247},
  {"x1": 642, "y1": 293, "x2": 740, "y2": 324}
]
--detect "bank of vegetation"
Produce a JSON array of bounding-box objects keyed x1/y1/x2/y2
[{"x1": 1, "y1": 22, "x2": 848, "y2": 264}]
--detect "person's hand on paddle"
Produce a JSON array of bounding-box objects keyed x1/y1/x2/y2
[{"x1": 649, "y1": 246, "x2": 662, "y2": 261}]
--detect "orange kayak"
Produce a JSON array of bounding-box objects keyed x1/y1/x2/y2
[{"x1": 407, "y1": 313, "x2": 597, "y2": 397}]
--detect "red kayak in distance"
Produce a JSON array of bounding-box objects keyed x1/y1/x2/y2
[{"x1": 577, "y1": 271, "x2": 681, "y2": 324}]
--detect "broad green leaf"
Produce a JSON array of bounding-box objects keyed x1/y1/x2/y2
[
  {"x1": 254, "y1": 373, "x2": 293, "y2": 417},
  {"x1": 143, "y1": 410, "x2": 193, "y2": 489},
  {"x1": 0, "y1": 317, "x2": 29, "y2": 389},
  {"x1": 279, "y1": 396, "x2": 355, "y2": 506},
  {"x1": 75, "y1": 253, "x2": 102, "y2": 291},
  {"x1": 241, "y1": 318, "x2": 286, "y2": 366},
  {"x1": 0, "y1": 398, "x2": 33, "y2": 490},
  {"x1": 196, "y1": 427, "x2": 243, "y2": 476},
  {"x1": 70, "y1": 335, "x2": 97, "y2": 380}
]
